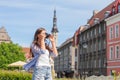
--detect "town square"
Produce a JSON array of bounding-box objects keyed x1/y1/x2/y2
[{"x1": 0, "y1": 0, "x2": 120, "y2": 80}]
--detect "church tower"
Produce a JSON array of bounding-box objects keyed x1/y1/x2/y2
[
  {"x1": 0, "y1": 27, "x2": 11, "y2": 43},
  {"x1": 51, "y1": 9, "x2": 59, "y2": 46}
]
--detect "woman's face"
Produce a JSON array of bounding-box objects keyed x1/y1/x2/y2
[{"x1": 37, "y1": 30, "x2": 46, "y2": 40}]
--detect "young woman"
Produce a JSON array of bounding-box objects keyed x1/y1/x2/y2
[{"x1": 24, "y1": 27, "x2": 58, "y2": 80}]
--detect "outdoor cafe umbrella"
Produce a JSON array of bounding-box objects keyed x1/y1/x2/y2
[{"x1": 8, "y1": 61, "x2": 26, "y2": 67}]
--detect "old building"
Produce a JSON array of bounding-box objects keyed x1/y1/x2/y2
[
  {"x1": 105, "y1": 0, "x2": 120, "y2": 75},
  {"x1": 54, "y1": 37, "x2": 75, "y2": 78},
  {"x1": 79, "y1": 11, "x2": 107, "y2": 77},
  {"x1": 73, "y1": 26, "x2": 85, "y2": 78},
  {"x1": 0, "y1": 27, "x2": 11, "y2": 43},
  {"x1": 78, "y1": 0, "x2": 120, "y2": 77}
]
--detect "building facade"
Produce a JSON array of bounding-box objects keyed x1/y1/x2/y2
[
  {"x1": 54, "y1": 38, "x2": 75, "y2": 78},
  {"x1": 54, "y1": 0, "x2": 120, "y2": 78},
  {"x1": 78, "y1": 0, "x2": 120, "y2": 77},
  {"x1": 105, "y1": 1, "x2": 120, "y2": 75},
  {"x1": 73, "y1": 26, "x2": 85, "y2": 77},
  {"x1": 79, "y1": 21, "x2": 107, "y2": 77}
]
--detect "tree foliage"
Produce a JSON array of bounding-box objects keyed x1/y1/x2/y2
[{"x1": 0, "y1": 42, "x2": 25, "y2": 69}]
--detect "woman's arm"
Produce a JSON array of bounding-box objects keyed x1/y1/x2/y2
[
  {"x1": 51, "y1": 41, "x2": 58, "y2": 56},
  {"x1": 49, "y1": 35, "x2": 58, "y2": 57}
]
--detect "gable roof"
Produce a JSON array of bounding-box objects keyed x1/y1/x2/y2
[
  {"x1": 87, "y1": 1, "x2": 116, "y2": 26},
  {"x1": 0, "y1": 27, "x2": 11, "y2": 42}
]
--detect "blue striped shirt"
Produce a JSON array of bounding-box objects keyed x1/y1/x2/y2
[{"x1": 23, "y1": 43, "x2": 57, "y2": 71}]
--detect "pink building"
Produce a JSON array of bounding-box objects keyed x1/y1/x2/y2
[{"x1": 105, "y1": 0, "x2": 120, "y2": 75}]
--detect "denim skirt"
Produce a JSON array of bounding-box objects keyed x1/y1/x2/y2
[{"x1": 32, "y1": 66, "x2": 52, "y2": 80}]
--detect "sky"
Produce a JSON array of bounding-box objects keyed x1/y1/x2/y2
[{"x1": 0, "y1": 0, "x2": 114, "y2": 47}]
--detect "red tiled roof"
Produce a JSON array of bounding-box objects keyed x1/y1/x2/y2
[
  {"x1": 73, "y1": 26, "x2": 85, "y2": 46},
  {"x1": 87, "y1": 1, "x2": 116, "y2": 26},
  {"x1": 22, "y1": 47, "x2": 30, "y2": 53}
]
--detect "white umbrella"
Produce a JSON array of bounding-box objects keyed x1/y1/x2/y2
[{"x1": 8, "y1": 61, "x2": 26, "y2": 67}]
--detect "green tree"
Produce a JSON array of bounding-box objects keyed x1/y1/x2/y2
[{"x1": 0, "y1": 42, "x2": 25, "y2": 69}]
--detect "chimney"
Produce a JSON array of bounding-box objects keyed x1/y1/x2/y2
[{"x1": 93, "y1": 10, "x2": 99, "y2": 16}]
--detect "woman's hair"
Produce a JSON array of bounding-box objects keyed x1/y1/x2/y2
[
  {"x1": 33, "y1": 27, "x2": 45, "y2": 45},
  {"x1": 29, "y1": 28, "x2": 52, "y2": 57}
]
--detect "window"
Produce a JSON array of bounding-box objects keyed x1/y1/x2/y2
[
  {"x1": 79, "y1": 61, "x2": 82, "y2": 68},
  {"x1": 87, "y1": 32, "x2": 89, "y2": 39},
  {"x1": 118, "y1": 4, "x2": 120, "y2": 13},
  {"x1": 112, "y1": 7, "x2": 115, "y2": 14},
  {"x1": 104, "y1": 58, "x2": 107, "y2": 67},
  {"x1": 98, "y1": 40, "x2": 101, "y2": 50},
  {"x1": 82, "y1": 35, "x2": 84, "y2": 41},
  {"x1": 94, "y1": 28, "x2": 96, "y2": 35},
  {"x1": 89, "y1": 43, "x2": 92, "y2": 52},
  {"x1": 99, "y1": 26, "x2": 101, "y2": 33},
  {"x1": 75, "y1": 62, "x2": 77, "y2": 70},
  {"x1": 87, "y1": 61, "x2": 88, "y2": 68},
  {"x1": 115, "y1": 24, "x2": 119, "y2": 38},
  {"x1": 75, "y1": 48, "x2": 77, "y2": 57},
  {"x1": 83, "y1": 34, "x2": 85, "y2": 40},
  {"x1": 80, "y1": 36, "x2": 82, "y2": 42},
  {"x1": 91, "y1": 43, "x2": 93, "y2": 52},
  {"x1": 109, "y1": 27, "x2": 113, "y2": 40},
  {"x1": 103, "y1": 39, "x2": 106, "y2": 49},
  {"x1": 99, "y1": 59, "x2": 101, "y2": 68},
  {"x1": 103, "y1": 23, "x2": 106, "y2": 31},
  {"x1": 94, "y1": 41, "x2": 96, "y2": 51},
  {"x1": 109, "y1": 46, "x2": 114, "y2": 60},
  {"x1": 94, "y1": 60, "x2": 96, "y2": 68},
  {"x1": 91, "y1": 30, "x2": 92, "y2": 37},
  {"x1": 115, "y1": 45, "x2": 119, "y2": 58}
]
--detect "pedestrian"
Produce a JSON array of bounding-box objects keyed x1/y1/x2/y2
[{"x1": 23, "y1": 27, "x2": 58, "y2": 80}]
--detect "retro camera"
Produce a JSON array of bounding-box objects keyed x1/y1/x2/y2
[{"x1": 45, "y1": 33, "x2": 50, "y2": 38}]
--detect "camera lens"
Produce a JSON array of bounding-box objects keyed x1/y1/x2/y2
[{"x1": 46, "y1": 33, "x2": 50, "y2": 38}]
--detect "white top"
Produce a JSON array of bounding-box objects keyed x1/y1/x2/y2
[{"x1": 36, "y1": 49, "x2": 50, "y2": 67}]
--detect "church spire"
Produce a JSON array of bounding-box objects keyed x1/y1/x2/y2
[
  {"x1": 51, "y1": 9, "x2": 58, "y2": 33},
  {"x1": 51, "y1": 9, "x2": 59, "y2": 46}
]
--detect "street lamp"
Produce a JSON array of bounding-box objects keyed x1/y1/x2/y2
[
  {"x1": 83, "y1": 43, "x2": 88, "y2": 48},
  {"x1": 79, "y1": 42, "x2": 88, "y2": 80},
  {"x1": 82, "y1": 43, "x2": 88, "y2": 80}
]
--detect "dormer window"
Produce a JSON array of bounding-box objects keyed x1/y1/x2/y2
[
  {"x1": 104, "y1": 11, "x2": 110, "y2": 18},
  {"x1": 94, "y1": 18, "x2": 99, "y2": 24},
  {"x1": 118, "y1": 4, "x2": 120, "y2": 13},
  {"x1": 112, "y1": 7, "x2": 115, "y2": 14},
  {"x1": 85, "y1": 24, "x2": 90, "y2": 28}
]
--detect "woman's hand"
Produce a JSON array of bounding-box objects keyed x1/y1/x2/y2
[
  {"x1": 49, "y1": 35, "x2": 55, "y2": 43},
  {"x1": 49, "y1": 34, "x2": 58, "y2": 56}
]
